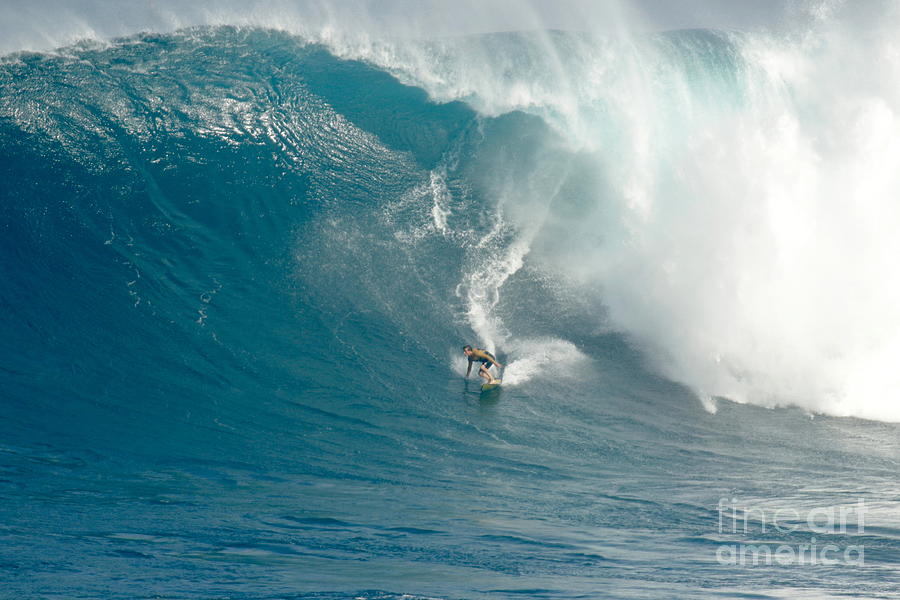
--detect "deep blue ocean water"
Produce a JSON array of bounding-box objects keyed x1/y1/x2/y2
[{"x1": 3, "y1": 25, "x2": 900, "y2": 599}]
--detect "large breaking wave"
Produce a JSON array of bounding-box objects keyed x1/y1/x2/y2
[{"x1": 4, "y1": 1, "x2": 900, "y2": 428}]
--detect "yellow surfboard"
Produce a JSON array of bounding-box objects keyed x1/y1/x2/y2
[{"x1": 481, "y1": 380, "x2": 502, "y2": 392}]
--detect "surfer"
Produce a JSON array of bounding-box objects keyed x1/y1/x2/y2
[{"x1": 463, "y1": 345, "x2": 504, "y2": 385}]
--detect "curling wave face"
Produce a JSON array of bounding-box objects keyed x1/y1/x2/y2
[{"x1": 6, "y1": 3, "x2": 900, "y2": 421}]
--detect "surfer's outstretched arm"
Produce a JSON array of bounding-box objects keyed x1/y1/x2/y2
[{"x1": 465, "y1": 359, "x2": 473, "y2": 377}]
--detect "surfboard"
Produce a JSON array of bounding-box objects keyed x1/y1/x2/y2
[{"x1": 481, "y1": 380, "x2": 502, "y2": 392}]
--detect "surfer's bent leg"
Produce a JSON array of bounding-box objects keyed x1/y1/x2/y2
[{"x1": 479, "y1": 363, "x2": 495, "y2": 384}]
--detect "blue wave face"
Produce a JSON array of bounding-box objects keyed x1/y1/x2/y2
[
  {"x1": 3, "y1": 25, "x2": 900, "y2": 600},
  {"x1": 0, "y1": 28, "x2": 482, "y2": 452}
]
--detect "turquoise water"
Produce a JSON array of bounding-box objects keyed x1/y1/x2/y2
[{"x1": 3, "y1": 25, "x2": 900, "y2": 599}]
